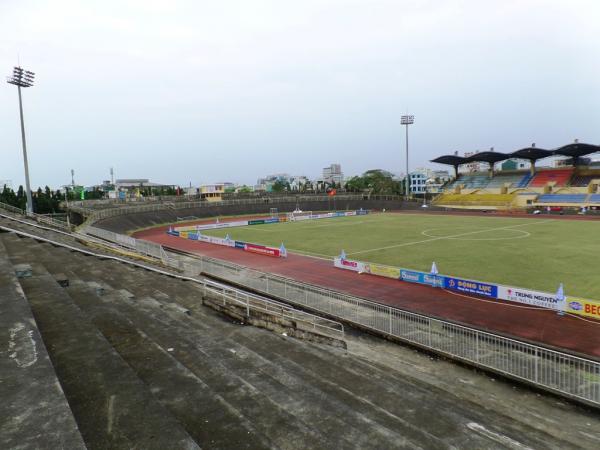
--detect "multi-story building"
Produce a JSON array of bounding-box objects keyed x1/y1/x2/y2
[
  {"x1": 255, "y1": 173, "x2": 297, "y2": 192},
  {"x1": 322, "y1": 164, "x2": 343, "y2": 185},
  {"x1": 407, "y1": 168, "x2": 450, "y2": 194},
  {"x1": 501, "y1": 159, "x2": 530, "y2": 171},
  {"x1": 200, "y1": 183, "x2": 225, "y2": 202},
  {"x1": 425, "y1": 170, "x2": 451, "y2": 193},
  {"x1": 289, "y1": 175, "x2": 310, "y2": 191},
  {"x1": 408, "y1": 170, "x2": 428, "y2": 194}
]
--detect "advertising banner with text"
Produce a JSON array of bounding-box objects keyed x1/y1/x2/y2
[
  {"x1": 334, "y1": 257, "x2": 366, "y2": 273},
  {"x1": 565, "y1": 297, "x2": 600, "y2": 320},
  {"x1": 365, "y1": 263, "x2": 401, "y2": 280},
  {"x1": 244, "y1": 243, "x2": 281, "y2": 257},
  {"x1": 497, "y1": 286, "x2": 560, "y2": 309},
  {"x1": 400, "y1": 269, "x2": 444, "y2": 287},
  {"x1": 444, "y1": 277, "x2": 497, "y2": 298}
]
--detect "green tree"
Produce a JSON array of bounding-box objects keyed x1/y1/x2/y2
[
  {"x1": 344, "y1": 170, "x2": 401, "y2": 195},
  {"x1": 271, "y1": 180, "x2": 287, "y2": 192}
]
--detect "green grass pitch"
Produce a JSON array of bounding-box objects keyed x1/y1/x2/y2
[{"x1": 202, "y1": 212, "x2": 600, "y2": 299}]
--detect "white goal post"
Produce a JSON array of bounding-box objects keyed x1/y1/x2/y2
[{"x1": 286, "y1": 210, "x2": 313, "y2": 221}]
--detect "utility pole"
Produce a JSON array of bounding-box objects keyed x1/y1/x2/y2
[
  {"x1": 7, "y1": 66, "x2": 35, "y2": 214},
  {"x1": 401, "y1": 115, "x2": 414, "y2": 201}
]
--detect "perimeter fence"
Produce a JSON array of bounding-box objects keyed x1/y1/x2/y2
[
  {"x1": 69, "y1": 194, "x2": 400, "y2": 222},
  {"x1": 83, "y1": 225, "x2": 600, "y2": 407},
  {"x1": 0, "y1": 201, "x2": 71, "y2": 230}
]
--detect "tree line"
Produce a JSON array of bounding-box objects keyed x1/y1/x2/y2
[{"x1": 0, "y1": 185, "x2": 103, "y2": 214}]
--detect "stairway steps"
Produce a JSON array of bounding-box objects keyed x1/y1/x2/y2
[
  {"x1": 30, "y1": 242, "x2": 325, "y2": 448},
  {"x1": 51, "y1": 251, "x2": 419, "y2": 446},
  {"x1": 0, "y1": 234, "x2": 86, "y2": 450},
  {"x1": 1, "y1": 235, "x2": 199, "y2": 450},
  {"x1": 45, "y1": 244, "x2": 482, "y2": 447}
]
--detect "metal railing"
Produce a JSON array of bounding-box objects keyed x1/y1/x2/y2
[
  {"x1": 69, "y1": 194, "x2": 395, "y2": 222},
  {"x1": 86, "y1": 226, "x2": 167, "y2": 260},
  {"x1": 0, "y1": 217, "x2": 344, "y2": 343},
  {"x1": 83, "y1": 226, "x2": 600, "y2": 407},
  {"x1": 204, "y1": 283, "x2": 344, "y2": 339},
  {"x1": 0, "y1": 201, "x2": 72, "y2": 231},
  {"x1": 67, "y1": 193, "x2": 402, "y2": 210},
  {"x1": 0, "y1": 201, "x2": 25, "y2": 215}
]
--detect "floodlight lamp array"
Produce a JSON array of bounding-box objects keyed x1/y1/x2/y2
[{"x1": 7, "y1": 66, "x2": 35, "y2": 88}]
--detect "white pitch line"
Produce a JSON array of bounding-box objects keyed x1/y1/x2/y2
[
  {"x1": 286, "y1": 248, "x2": 335, "y2": 260},
  {"x1": 347, "y1": 219, "x2": 555, "y2": 256},
  {"x1": 306, "y1": 220, "x2": 366, "y2": 229}
]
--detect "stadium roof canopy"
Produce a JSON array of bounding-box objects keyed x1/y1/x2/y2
[
  {"x1": 463, "y1": 151, "x2": 509, "y2": 164},
  {"x1": 510, "y1": 147, "x2": 553, "y2": 161},
  {"x1": 552, "y1": 142, "x2": 600, "y2": 158},
  {"x1": 430, "y1": 155, "x2": 468, "y2": 166}
]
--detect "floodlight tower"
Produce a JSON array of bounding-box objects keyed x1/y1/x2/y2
[
  {"x1": 7, "y1": 66, "x2": 35, "y2": 214},
  {"x1": 400, "y1": 114, "x2": 414, "y2": 200}
]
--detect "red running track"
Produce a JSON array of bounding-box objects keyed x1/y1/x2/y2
[{"x1": 134, "y1": 223, "x2": 600, "y2": 359}]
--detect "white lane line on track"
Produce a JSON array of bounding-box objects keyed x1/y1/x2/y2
[{"x1": 347, "y1": 219, "x2": 555, "y2": 256}]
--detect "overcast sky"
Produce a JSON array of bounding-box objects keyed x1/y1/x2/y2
[{"x1": 1, "y1": 0, "x2": 599, "y2": 188}]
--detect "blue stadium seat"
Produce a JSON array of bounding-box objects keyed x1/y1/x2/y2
[
  {"x1": 588, "y1": 194, "x2": 600, "y2": 204},
  {"x1": 516, "y1": 173, "x2": 533, "y2": 188},
  {"x1": 537, "y1": 194, "x2": 587, "y2": 203},
  {"x1": 486, "y1": 173, "x2": 529, "y2": 188}
]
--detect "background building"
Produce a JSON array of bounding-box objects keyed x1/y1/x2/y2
[
  {"x1": 501, "y1": 159, "x2": 530, "y2": 171},
  {"x1": 322, "y1": 164, "x2": 343, "y2": 185},
  {"x1": 200, "y1": 183, "x2": 237, "y2": 201},
  {"x1": 408, "y1": 170, "x2": 428, "y2": 194}
]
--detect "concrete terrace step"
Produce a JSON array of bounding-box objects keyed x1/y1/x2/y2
[
  {"x1": 0, "y1": 234, "x2": 200, "y2": 450},
  {"x1": 24, "y1": 242, "x2": 552, "y2": 449},
  {"x1": 0, "y1": 234, "x2": 85, "y2": 450},
  {"x1": 32, "y1": 246, "x2": 548, "y2": 448},
  {"x1": 23, "y1": 244, "x2": 276, "y2": 449},
  {"x1": 2, "y1": 224, "x2": 598, "y2": 449},
  {"x1": 29, "y1": 241, "x2": 334, "y2": 448},
  {"x1": 23, "y1": 238, "x2": 423, "y2": 447}
]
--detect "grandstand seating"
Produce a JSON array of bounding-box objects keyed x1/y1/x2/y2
[
  {"x1": 588, "y1": 194, "x2": 600, "y2": 204},
  {"x1": 528, "y1": 169, "x2": 573, "y2": 187},
  {"x1": 446, "y1": 173, "x2": 491, "y2": 190},
  {"x1": 445, "y1": 171, "x2": 536, "y2": 190},
  {"x1": 515, "y1": 173, "x2": 533, "y2": 188},
  {"x1": 536, "y1": 194, "x2": 588, "y2": 204},
  {"x1": 570, "y1": 174, "x2": 600, "y2": 187},
  {"x1": 435, "y1": 193, "x2": 515, "y2": 207},
  {"x1": 485, "y1": 173, "x2": 529, "y2": 188}
]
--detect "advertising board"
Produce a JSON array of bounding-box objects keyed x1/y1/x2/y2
[
  {"x1": 444, "y1": 277, "x2": 497, "y2": 298},
  {"x1": 365, "y1": 263, "x2": 401, "y2": 279},
  {"x1": 566, "y1": 297, "x2": 600, "y2": 320},
  {"x1": 333, "y1": 257, "x2": 366, "y2": 273},
  {"x1": 244, "y1": 243, "x2": 280, "y2": 257},
  {"x1": 400, "y1": 269, "x2": 444, "y2": 287},
  {"x1": 497, "y1": 286, "x2": 560, "y2": 309}
]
